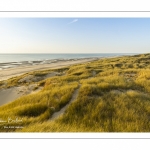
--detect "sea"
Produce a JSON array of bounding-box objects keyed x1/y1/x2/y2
[{"x1": 0, "y1": 53, "x2": 136, "y2": 70}]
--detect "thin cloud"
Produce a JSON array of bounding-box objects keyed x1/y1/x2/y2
[{"x1": 68, "y1": 19, "x2": 78, "y2": 24}]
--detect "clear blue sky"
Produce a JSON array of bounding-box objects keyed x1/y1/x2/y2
[{"x1": 0, "y1": 18, "x2": 150, "y2": 53}]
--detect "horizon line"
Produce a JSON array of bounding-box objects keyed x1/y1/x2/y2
[{"x1": 0, "y1": 52, "x2": 140, "y2": 54}]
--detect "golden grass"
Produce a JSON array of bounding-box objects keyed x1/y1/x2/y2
[{"x1": 1, "y1": 53, "x2": 150, "y2": 132}]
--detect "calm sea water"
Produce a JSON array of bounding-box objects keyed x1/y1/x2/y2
[{"x1": 0, "y1": 53, "x2": 136, "y2": 63}]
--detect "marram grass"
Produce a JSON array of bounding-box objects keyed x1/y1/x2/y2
[{"x1": 1, "y1": 53, "x2": 150, "y2": 132}]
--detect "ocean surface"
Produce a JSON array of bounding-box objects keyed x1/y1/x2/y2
[
  {"x1": 0, "y1": 53, "x2": 136, "y2": 70},
  {"x1": 0, "y1": 53, "x2": 136, "y2": 63}
]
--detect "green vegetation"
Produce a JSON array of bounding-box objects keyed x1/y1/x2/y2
[{"x1": 1, "y1": 53, "x2": 150, "y2": 132}]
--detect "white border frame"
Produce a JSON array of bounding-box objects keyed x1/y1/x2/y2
[{"x1": 0, "y1": 6, "x2": 150, "y2": 138}]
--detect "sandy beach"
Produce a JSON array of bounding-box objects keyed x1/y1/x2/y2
[
  {"x1": 0, "y1": 58, "x2": 98, "y2": 106},
  {"x1": 0, "y1": 58, "x2": 97, "y2": 81}
]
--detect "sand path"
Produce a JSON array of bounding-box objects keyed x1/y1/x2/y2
[
  {"x1": 92, "y1": 70, "x2": 96, "y2": 77},
  {"x1": 50, "y1": 84, "x2": 81, "y2": 121},
  {"x1": 49, "y1": 71, "x2": 96, "y2": 121}
]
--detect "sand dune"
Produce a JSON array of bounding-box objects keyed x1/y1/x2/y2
[
  {"x1": 0, "y1": 84, "x2": 43, "y2": 106},
  {"x1": 0, "y1": 71, "x2": 64, "y2": 106},
  {"x1": 50, "y1": 84, "x2": 81, "y2": 121},
  {"x1": 0, "y1": 86, "x2": 26, "y2": 106},
  {"x1": 0, "y1": 58, "x2": 97, "y2": 107}
]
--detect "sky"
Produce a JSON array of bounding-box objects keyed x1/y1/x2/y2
[{"x1": 0, "y1": 18, "x2": 150, "y2": 53}]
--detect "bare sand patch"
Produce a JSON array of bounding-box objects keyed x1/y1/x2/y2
[
  {"x1": 0, "y1": 71, "x2": 65, "y2": 106},
  {"x1": 0, "y1": 84, "x2": 43, "y2": 106},
  {"x1": 111, "y1": 90, "x2": 123, "y2": 94},
  {"x1": 17, "y1": 72, "x2": 61, "y2": 84},
  {"x1": 92, "y1": 70, "x2": 96, "y2": 77},
  {"x1": 0, "y1": 86, "x2": 26, "y2": 106}
]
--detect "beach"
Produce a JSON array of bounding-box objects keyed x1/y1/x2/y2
[
  {"x1": 0, "y1": 57, "x2": 98, "y2": 106},
  {"x1": 0, "y1": 58, "x2": 98, "y2": 81}
]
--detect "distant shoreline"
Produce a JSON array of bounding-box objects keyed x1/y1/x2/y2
[
  {"x1": 0, "y1": 57, "x2": 100, "y2": 70},
  {"x1": 0, "y1": 53, "x2": 136, "y2": 64},
  {"x1": 0, "y1": 58, "x2": 98, "y2": 81}
]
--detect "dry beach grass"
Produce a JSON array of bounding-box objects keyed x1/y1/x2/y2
[{"x1": 0, "y1": 53, "x2": 150, "y2": 132}]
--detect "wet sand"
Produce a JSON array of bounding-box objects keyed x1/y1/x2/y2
[{"x1": 0, "y1": 58, "x2": 97, "y2": 81}]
